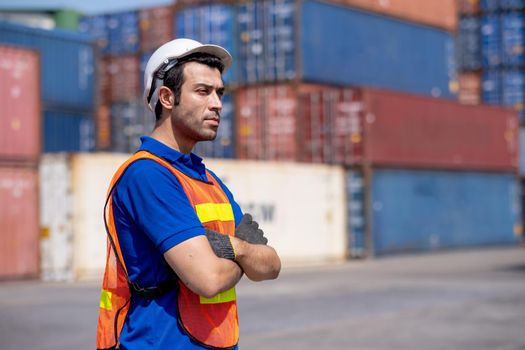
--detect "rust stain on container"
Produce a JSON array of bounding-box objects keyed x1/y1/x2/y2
[
  {"x1": 0, "y1": 165, "x2": 39, "y2": 279},
  {"x1": 0, "y1": 45, "x2": 41, "y2": 162}
]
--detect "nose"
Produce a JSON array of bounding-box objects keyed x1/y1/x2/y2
[{"x1": 209, "y1": 90, "x2": 222, "y2": 113}]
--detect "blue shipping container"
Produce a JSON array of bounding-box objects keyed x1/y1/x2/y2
[
  {"x1": 106, "y1": 11, "x2": 140, "y2": 55},
  {"x1": 502, "y1": 69, "x2": 525, "y2": 122},
  {"x1": 139, "y1": 51, "x2": 153, "y2": 94},
  {"x1": 0, "y1": 20, "x2": 95, "y2": 110},
  {"x1": 193, "y1": 93, "x2": 235, "y2": 159},
  {"x1": 501, "y1": 0, "x2": 525, "y2": 10},
  {"x1": 501, "y1": 12, "x2": 525, "y2": 66},
  {"x1": 110, "y1": 99, "x2": 154, "y2": 153},
  {"x1": 482, "y1": 69, "x2": 502, "y2": 104},
  {"x1": 481, "y1": 15, "x2": 502, "y2": 67},
  {"x1": 480, "y1": 0, "x2": 500, "y2": 12},
  {"x1": 175, "y1": 4, "x2": 237, "y2": 85},
  {"x1": 44, "y1": 110, "x2": 95, "y2": 152},
  {"x1": 301, "y1": 0, "x2": 457, "y2": 98},
  {"x1": 78, "y1": 15, "x2": 110, "y2": 54},
  {"x1": 458, "y1": 17, "x2": 482, "y2": 71},
  {"x1": 370, "y1": 169, "x2": 520, "y2": 255},
  {"x1": 346, "y1": 170, "x2": 366, "y2": 258}
]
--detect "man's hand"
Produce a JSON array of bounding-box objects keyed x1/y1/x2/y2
[
  {"x1": 235, "y1": 214, "x2": 268, "y2": 245},
  {"x1": 205, "y1": 228, "x2": 236, "y2": 260}
]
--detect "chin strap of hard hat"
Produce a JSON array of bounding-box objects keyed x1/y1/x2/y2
[{"x1": 147, "y1": 58, "x2": 180, "y2": 109}]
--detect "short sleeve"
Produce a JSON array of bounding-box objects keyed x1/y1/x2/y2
[{"x1": 113, "y1": 159, "x2": 205, "y2": 253}]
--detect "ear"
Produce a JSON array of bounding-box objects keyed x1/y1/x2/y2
[{"x1": 158, "y1": 86, "x2": 175, "y2": 111}]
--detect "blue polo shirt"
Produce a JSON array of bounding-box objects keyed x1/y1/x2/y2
[{"x1": 112, "y1": 136, "x2": 242, "y2": 350}]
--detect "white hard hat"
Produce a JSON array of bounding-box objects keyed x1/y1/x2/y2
[{"x1": 143, "y1": 38, "x2": 232, "y2": 112}]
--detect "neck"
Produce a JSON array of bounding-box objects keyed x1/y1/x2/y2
[{"x1": 150, "y1": 121, "x2": 194, "y2": 154}]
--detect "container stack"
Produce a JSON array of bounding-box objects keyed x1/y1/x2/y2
[{"x1": 0, "y1": 45, "x2": 40, "y2": 279}]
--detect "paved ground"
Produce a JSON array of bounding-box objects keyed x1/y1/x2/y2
[{"x1": 1, "y1": 247, "x2": 525, "y2": 350}]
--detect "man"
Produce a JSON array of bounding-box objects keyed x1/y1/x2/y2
[{"x1": 97, "y1": 38, "x2": 281, "y2": 350}]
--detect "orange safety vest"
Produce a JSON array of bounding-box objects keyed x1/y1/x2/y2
[{"x1": 96, "y1": 150, "x2": 239, "y2": 350}]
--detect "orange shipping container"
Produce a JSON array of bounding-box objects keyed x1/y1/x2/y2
[
  {"x1": 0, "y1": 165, "x2": 39, "y2": 279},
  {"x1": 333, "y1": 0, "x2": 457, "y2": 32},
  {"x1": 0, "y1": 45, "x2": 41, "y2": 162}
]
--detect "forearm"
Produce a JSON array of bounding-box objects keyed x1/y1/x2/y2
[{"x1": 232, "y1": 236, "x2": 281, "y2": 281}]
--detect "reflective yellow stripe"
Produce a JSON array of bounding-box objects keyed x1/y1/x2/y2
[
  {"x1": 100, "y1": 290, "x2": 112, "y2": 310},
  {"x1": 195, "y1": 203, "x2": 234, "y2": 223},
  {"x1": 200, "y1": 287, "x2": 236, "y2": 304}
]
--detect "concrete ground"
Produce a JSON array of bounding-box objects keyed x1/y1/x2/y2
[{"x1": 1, "y1": 246, "x2": 524, "y2": 350}]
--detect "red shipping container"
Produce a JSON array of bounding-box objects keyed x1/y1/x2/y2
[
  {"x1": 362, "y1": 88, "x2": 519, "y2": 171},
  {"x1": 0, "y1": 165, "x2": 39, "y2": 279},
  {"x1": 236, "y1": 85, "x2": 298, "y2": 161},
  {"x1": 97, "y1": 57, "x2": 111, "y2": 105},
  {"x1": 106, "y1": 55, "x2": 140, "y2": 103},
  {"x1": 457, "y1": 0, "x2": 480, "y2": 15},
  {"x1": 0, "y1": 45, "x2": 41, "y2": 162},
  {"x1": 139, "y1": 6, "x2": 174, "y2": 52}
]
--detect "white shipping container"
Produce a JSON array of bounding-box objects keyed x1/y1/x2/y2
[
  {"x1": 41, "y1": 154, "x2": 346, "y2": 281},
  {"x1": 207, "y1": 159, "x2": 347, "y2": 264}
]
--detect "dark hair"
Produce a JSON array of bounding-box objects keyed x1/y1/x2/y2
[{"x1": 154, "y1": 52, "x2": 225, "y2": 120}]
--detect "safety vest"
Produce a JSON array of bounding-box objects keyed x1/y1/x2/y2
[{"x1": 96, "y1": 150, "x2": 239, "y2": 350}]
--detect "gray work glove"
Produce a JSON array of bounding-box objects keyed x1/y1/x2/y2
[
  {"x1": 235, "y1": 214, "x2": 268, "y2": 245},
  {"x1": 205, "y1": 228, "x2": 235, "y2": 260}
]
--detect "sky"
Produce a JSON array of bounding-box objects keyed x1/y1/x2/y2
[{"x1": 0, "y1": 0, "x2": 173, "y2": 14}]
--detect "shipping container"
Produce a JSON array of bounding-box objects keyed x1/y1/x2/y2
[
  {"x1": 0, "y1": 165, "x2": 39, "y2": 279},
  {"x1": 482, "y1": 69, "x2": 502, "y2": 104},
  {"x1": 458, "y1": 0, "x2": 480, "y2": 15},
  {"x1": 458, "y1": 16, "x2": 482, "y2": 71},
  {"x1": 481, "y1": 14, "x2": 501, "y2": 67},
  {"x1": 237, "y1": 0, "x2": 457, "y2": 99},
  {"x1": 104, "y1": 54, "x2": 140, "y2": 103},
  {"x1": 193, "y1": 92, "x2": 235, "y2": 158},
  {"x1": 0, "y1": 20, "x2": 95, "y2": 110},
  {"x1": 330, "y1": 0, "x2": 457, "y2": 32},
  {"x1": 0, "y1": 45, "x2": 41, "y2": 162},
  {"x1": 480, "y1": 0, "x2": 499, "y2": 12},
  {"x1": 110, "y1": 99, "x2": 154, "y2": 153},
  {"x1": 520, "y1": 127, "x2": 525, "y2": 175},
  {"x1": 502, "y1": 69, "x2": 525, "y2": 122},
  {"x1": 139, "y1": 51, "x2": 153, "y2": 94},
  {"x1": 106, "y1": 11, "x2": 140, "y2": 55},
  {"x1": 501, "y1": 12, "x2": 525, "y2": 67},
  {"x1": 175, "y1": 4, "x2": 237, "y2": 85},
  {"x1": 78, "y1": 14, "x2": 109, "y2": 53},
  {"x1": 139, "y1": 6, "x2": 173, "y2": 52},
  {"x1": 458, "y1": 72, "x2": 482, "y2": 104},
  {"x1": 346, "y1": 170, "x2": 366, "y2": 258},
  {"x1": 236, "y1": 84, "x2": 299, "y2": 161},
  {"x1": 43, "y1": 109, "x2": 96, "y2": 152},
  {"x1": 368, "y1": 169, "x2": 520, "y2": 255},
  {"x1": 39, "y1": 155, "x2": 73, "y2": 281},
  {"x1": 500, "y1": 0, "x2": 525, "y2": 10},
  {"x1": 95, "y1": 104, "x2": 112, "y2": 150}
]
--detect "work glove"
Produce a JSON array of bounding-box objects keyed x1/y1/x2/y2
[
  {"x1": 235, "y1": 214, "x2": 268, "y2": 245},
  {"x1": 205, "y1": 228, "x2": 235, "y2": 260}
]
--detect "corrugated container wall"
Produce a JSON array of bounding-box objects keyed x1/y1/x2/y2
[
  {"x1": 105, "y1": 55, "x2": 140, "y2": 103},
  {"x1": 502, "y1": 69, "x2": 525, "y2": 122},
  {"x1": 361, "y1": 89, "x2": 519, "y2": 171},
  {"x1": 520, "y1": 127, "x2": 525, "y2": 175},
  {"x1": 458, "y1": 17, "x2": 482, "y2": 71},
  {"x1": 193, "y1": 92, "x2": 235, "y2": 158},
  {"x1": 0, "y1": 21, "x2": 95, "y2": 111},
  {"x1": 139, "y1": 6, "x2": 173, "y2": 52},
  {"x1": 297, "y1": 87, "x2": 518, "y2": 171},
  {"x1": 346, "y1": 170, "x2": 366, "y2": 258},
  {"x1": 458, "y1": 72, "x2": 482, "y2": 104},
  {"x1": 106, "y1": 11, "x2": 140, "y2": 55},
  {"x1": 0, "y1": 166, "x2": 40, "y2": 279},
  {"x1": 43, "y1": 109, "x2": 96, "y2": 152},
  {"x1": 0, "y1": 45, "x2": 41, "y2": 162},
  {"x1": 480, "y1": 0, "x2": 500, "y2": 12},
  {"x1": 295, "y1": 0, "x2": 457, "y2": 98},
  {"x1": 482, "y1": 69, "x2": 502, "y2": 104},
  {"x1": 175, "y1": 4, "x2": 237, "y2": 85},
  {"x1": 331, "y1": 0, "x2": 457, "y2": 31},
  {"x1": 481, "y1": 15, "x2": 501, "y2": 68},
  {"x1": 501, "y1": 0, "x2": 525, "y2": 10},
  {"x1": 370, "y1": 169, "x2": 520, "y2": 255},
  {"x1": 501, "y1": 12, "x2": 525, "y2": 67},
  {"x1": 78, "y1": 15, "x2": 109, "y2": 54},
  {"x1": 110, "y1": 99, "x2": 154, "y2": 153}
]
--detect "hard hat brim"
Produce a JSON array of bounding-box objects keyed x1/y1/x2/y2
[{"x1": 173, "y1": 44, "x2": 232, "y2": 71}]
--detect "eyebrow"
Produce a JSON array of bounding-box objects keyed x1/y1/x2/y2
[{"x1": 194, "y1": 83, "x2": 225, "y2": 92}]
